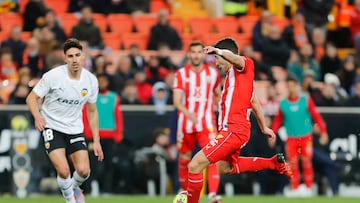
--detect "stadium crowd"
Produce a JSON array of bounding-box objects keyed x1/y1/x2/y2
[{"x1": 0, "y1": 0, "x2": 359, "y2": 197}]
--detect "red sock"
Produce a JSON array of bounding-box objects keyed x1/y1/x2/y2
[
  {"x1": 232, "y1": 156, "x2": 275, "y2": 174},
  {"x1": 290, "y1": 161, "x2": 300, "y2": 189},
  {"x1": 302, "y1": 160, "x2": 314, "y2": 188},
  {"x1": 187, "y1": 172, "x2": 203, "y2": 203},
  {"x1": 178, "y1": 158, "x2": 190, "y2": 190},
  {"x1": 207, "y1": 163, "x2": 219, "y2": 194}
]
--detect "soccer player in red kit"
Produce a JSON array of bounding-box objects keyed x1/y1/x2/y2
[
  {"x1": 173, "y1": 38, "x2": 292, "y2": 203},
  {"x1": 173, "y1": 41, "x2": 222, "y2": 203}
]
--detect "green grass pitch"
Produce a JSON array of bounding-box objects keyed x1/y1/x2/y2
[{"x1": 1, "y1": 195, "x2": 359, "y2": 203}]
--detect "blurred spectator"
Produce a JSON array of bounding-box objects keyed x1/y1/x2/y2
[
  {"x1": 107, "y1": 55, "x2": 134, "y2": 95},
  {"x1": 32, "y1": 25, "x2": 57, "y2": 56},
  {"x1": 44, "y1": 9, "x2": 67, "y2": 43},
  {"x1": 0, "y1": 26, "x2": 26, "y2": 67},
  {"x1": 68, "y1": 0, "x2": 91, "y2": 13},
  {"x1": 261, "y1": 25, "x2": 291, "y2": 70},
  {"x1": 346, "y1": 80, "x2": 360, "y2": 106},
  {"x1": 134, "y1": 71, "x2": 152, "y2": 104},
  {"x1": 317, "y1": 84, "x2": 343, "y2": 106},
  {"x1": 8, "y1": 67, "x2": 32, "y2": 104},
  {"x1": 23, "y1": 37, "x2": 45, "y2": 78},
  {"x1": 127, "y1": 0, "x2": 150, "y2": 14},
  {"x1": 324, "y1": 73, "x2": 348, "y2": 103},
  {"x1": 287, "y1": 43, "x2": 321, "y2": 84},
  {"x1": 302, "y1": 70, "x2": 323, "y2": 103},
  {"x1": 121, "y1": 80, "x2": 142, "y2": 104},
  {"x1": 157, "y1": 44, "x2": 178, "y2": 70},
  {"x1": 145, "y1": 55, "x2": 168, "y2": 85},
  {"x1": 312, "y1": 27, "x2": 327, "y2": 61},
  {"x1": 337, "y1": 55, "x2": 357, "y2": 94},
  {"x1": 242, "y1": 45, "x2": 271, "y2": 80},
  {"x1": 282, "y1": 9, "x2": 312, "y2": 51},
  {"x1": 45, "y1": 43, "x2": 64, "y2": 71},
  {"x1": 129, "y1": 44, "x2": 146, "y2": 72},
  {"x1": 79, "y1": 40, "x2": 93, "y2": 71},
  {"x1": 252, "y1": 10, "x2": 273, "y2": 51},
  {"x1": 148, "y1": 9, "x2": 182, "y2": 51},
  {"x1": 163, "y1": 72, "x2": 175, "y2": 105},
  {"x1": 301, "y1": 0, "x2": 335, "y2": 27},
  {"x1": 83, "y1": 73, "x2": 123, "y2": 195},
  {"x1": 320, "y1": 42, "x2": 341, "y2": 81},
  {"x1": 0, "y1": 48, "x2": 19, "y2": 82},
  {"x1": 148, "y1": 81, "x2": 171, "y2": 115},
  {"x1": 223, "y1": 0, "x2": 249, "y2": 17},
  {"x1": 92, "y1": 54, "x2": 107, "y2": 75},
  {"x1": 23, "y1": 0, "x2": 47, "y2": 32},
  {"x1": 71, "y1": 6, "x2": 104, "y2": 50},
  {"x1": 93, "y1": 0, "x2": 130, "y2": 14}
]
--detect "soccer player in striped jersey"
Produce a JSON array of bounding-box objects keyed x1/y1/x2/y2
[{"x1": 173, "y1": 41, "x2": 222, "y2": 203}]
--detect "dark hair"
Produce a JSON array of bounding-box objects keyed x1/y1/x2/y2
[
  {"x1": 214, "y1": 38, "x2": 239, "y2": 54},
  {"x1": 286, "y1": 75, "x2": 298, "y2": 83},
  {"x1": 63, "y1": 38, "x2": 82, "y2": 54},
  {"x1": 189, "y1": 40, "x2": 204, "y2": 50}
]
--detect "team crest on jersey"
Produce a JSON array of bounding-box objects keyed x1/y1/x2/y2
[
  {"x1": 81, "y1": 88, "x2": 88, "y2": 97},
  {"x1": 216, "y1": 134, "x2": 224, "y2": 139},
  {"x1": 45, "y1": 142, "x2": 50, "y2": 149}
]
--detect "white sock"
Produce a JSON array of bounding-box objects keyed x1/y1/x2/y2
[
  {"x1": 57, "y1": 175, "x2": 75, "y2": 203},
  {"x1": 72, "y1": 171, "x2": 90, "y2": 188}
]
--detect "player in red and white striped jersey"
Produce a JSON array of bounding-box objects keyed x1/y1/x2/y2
[
  {"x1": 173, "y1": 41, "x2": 221, "y2": 202},
  {"x1": 173, "y1": 38, "x2": 292, "y2": 203}
]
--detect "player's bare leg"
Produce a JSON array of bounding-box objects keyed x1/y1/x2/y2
[
  {"x1": 48, "y1": 148, "x2": 75, "y2": 203},
  {"x1": 70, "y1": 150, "x2": 90, "y2": 203}
]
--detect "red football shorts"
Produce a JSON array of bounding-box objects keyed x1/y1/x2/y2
[
  {"x1": 203, "y1": 130, "x2": 250, "y2": 164},
  {"x1": 285, "y1": 134, "x2": 313, "y2": 160},
  {"x1": 177, "y1": 129, "x2": 217, "y2": 153}
]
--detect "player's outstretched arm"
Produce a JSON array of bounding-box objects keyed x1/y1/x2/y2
[{"x1": 204, "y1": 46, "x2": 245, "y2": 69}]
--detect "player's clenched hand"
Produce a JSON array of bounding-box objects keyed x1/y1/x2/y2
[
  {"x1": 34, "y1": 115, "x2": 46, "y2": 131},
  {"x1": 204, "y1": 46, "x2": 218, "y2": 55},
  {"x1": 186, "y1": 112, "x2": 198, "y2": 123},
  {"x1": 262, "y1": 127, "x2": 276, "y2": 141},
  {"x1": 93, "y1": 141, "x2": 104, "y2": 161}
]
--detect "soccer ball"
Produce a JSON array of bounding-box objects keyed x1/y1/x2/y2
[
  {"x1": 11, "y1": 115, "x2": 29, "y2": 131},
  {"x1": 173, "y1": 191, "x2": 188, "y2": 203}
]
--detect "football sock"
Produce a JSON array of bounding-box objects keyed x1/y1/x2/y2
[
  {"x1": 187, "y1": 172, "x2": 204, "y2": 203},
  {"x1": 207, "y1": 163, "x2": 220, "y2": 194},
  {"x1": 178, "y1": 158, "x2": 190, "y2": 190},
  {"x1": 57, "y1": 175, "x2": 75, "y2": 203},
  {"x1": 72, "y1": 171, "x2": 90, "y2": 188},
  {"x1": 231, "y1": 156, "x2": 274, "y2": 174},
  {"x1": 302, "y1": 159, "x2": 314, "y2": 188},
  {"x1": 290, "y1": 160, "x2": 300, "y2": 189}
]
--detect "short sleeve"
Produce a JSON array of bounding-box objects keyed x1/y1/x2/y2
[
  {"x1": 87, "y1": 77, "x2": 98, "y2": 103},
  {"x1": 173, "y1": 70, "x2": 183, "y2": 90},
  {"x1": 32, "y1": 74, "x2": 51, "y2": 98}
]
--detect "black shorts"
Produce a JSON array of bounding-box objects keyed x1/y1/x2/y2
[{"x1": 42, "y1": 128, "x2": 87, "y2": 155}]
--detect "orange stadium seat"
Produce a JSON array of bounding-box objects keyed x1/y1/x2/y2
[
  {"x1": 213, "y1": 16, "x2": 239, "y2": 34},
  {"x1": 180, "y1": 34, "x2": 195, "y2": 51},
  {"x1": 92, "y1": 13, "x2": 108, "y2": 35},
  {"x1": 0, "y1": 12, "x2": 23, "y2": 34},
  {"x1": 58, "y1": 13, "x2": 79, "y2": 37},
  {"x1": 18, "y1": 0, "x2": 29, "y2": 14},
  {"x1": 107, "y1": 14, "x2": 133, "y2": 35},
  {"x1": 169, "y1": 15, "x2": 184, "y2": 34},
  {"x1": 238, "y1": 15, "x2": 259, "y2": 34},
  {"x1": 121, "y1": 33, "x2": 148, "y2": 50},
  {"x1": 133, "y1": 14, "x2": 157, "y2": 35},
  {"x1": 44, "y1": 0, "x2": 70, "y2": 15},
  {"x1": 21, "y1": 31, "x2": 32, "y2": 41},
  {"x1": 0, "y1": 32, "x2": 9, "y2": 42},
  {"x1": 188, "y1": 17, "x2": 213, "y2": 36},
  {"x1": 150, "y1": 0, "x2": 170, "y2": 13},
  {"x1": 201, "y1": 33, "x2": 227, "y2": 46},
  {"x1": 103, "y1": 33, "x2": 122, "y2": 51}
]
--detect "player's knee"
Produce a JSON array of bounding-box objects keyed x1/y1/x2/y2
[
  {"x1": 76, "y1": 165, "x2": 90, "y2": 178},
  {"x1": 188, "y1": 159, "x2": 202, "y2": 173},
  {"x1": 217, "y1": 161, "x2": 232, "y2": 175},
  {"x1": 57, "y1": 167, "x2": 71, "y2": 179}
]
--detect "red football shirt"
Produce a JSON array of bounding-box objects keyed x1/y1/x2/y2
[
  {"x1": 218, "y1": 57, "x2": 255, "y2": 134},
  {"x1": 173, "y1": 64, "x2": 220, "y2": 134}
]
